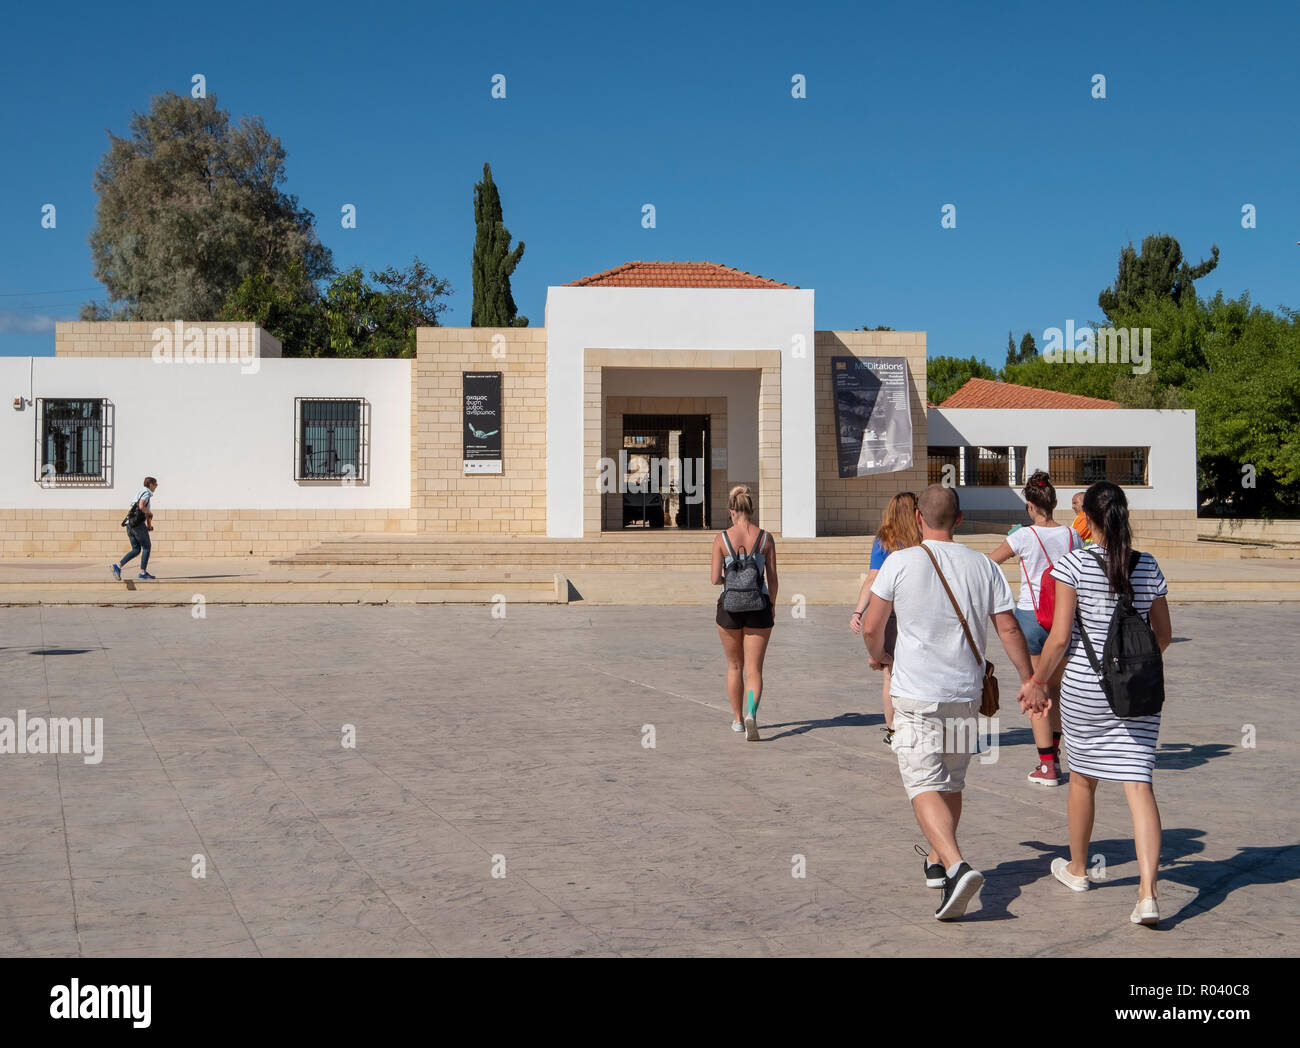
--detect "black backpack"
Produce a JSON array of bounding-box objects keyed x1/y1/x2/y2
[
  {"x1": 720, "y1": 529, "x2": 767, "y2": 613},
  {"x1": 1074, "y1": 549, "x2": 1165, "y2": 718},
  {"x1": 122, "y1": 497, "x2": 145, "y2": 529}
]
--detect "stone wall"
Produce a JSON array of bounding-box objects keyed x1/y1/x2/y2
[
  {"x1": 55, "y1": 322, "x2": 281, "y2": 358},
  {"x1": 414, "y1": 328, "x2": 547, "y2": 533},
  {"x1": 814, "y1": 331, "x2": 929, "y2": 536},
  {"x1": 0, "y1": 508, "x2": 414, "y2": 557}
]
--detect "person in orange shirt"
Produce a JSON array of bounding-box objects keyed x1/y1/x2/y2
[{"x1": 1070, "y1": 492, "x2": 1093, "y2": 544}]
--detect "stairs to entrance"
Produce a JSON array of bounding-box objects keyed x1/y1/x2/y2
[{"x1": 271, "y1": 529, "x2": 1252, "y2": 571}]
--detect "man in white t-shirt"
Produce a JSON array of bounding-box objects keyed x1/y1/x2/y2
[{"x1": 863, "y1": 485, "x2": 1043, "y2": 920}]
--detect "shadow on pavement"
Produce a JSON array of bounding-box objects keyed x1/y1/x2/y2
[
  {"x1": 761, "y1": 711, "x2": 884, "y2": 741},
  {"x1": 971, "y1": 829, "x2": 1211, "y2": 922},
  {"x1": 1155, "y1": 742, "x2": 1236, "y2": 770},
  {"x1": 1157, "y1": 842, "x2": 1300, "y2": 930}
]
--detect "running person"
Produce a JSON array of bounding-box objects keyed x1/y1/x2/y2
[
  {"x1": 1019, "y1": 482, "x2": 1172, "y2": 926},
  {"x1": 989, "y1": 471, "x2": 1079, "y2": 785},
  {"x1": 711, "y1": 485, "x2": 778, "y2": 741},
  {"x1": 112, "y1": 476, "x2": 158, "y2": 581}
]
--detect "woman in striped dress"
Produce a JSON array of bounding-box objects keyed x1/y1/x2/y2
[{"x1": 1018, "y1": 482, "x2": 1172, "y2": 926}]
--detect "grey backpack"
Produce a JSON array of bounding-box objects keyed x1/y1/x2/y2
[{"x1": 721, "y1": 529, "x2": 767, "y2": 612}]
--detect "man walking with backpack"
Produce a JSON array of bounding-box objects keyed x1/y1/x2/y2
[
  {"x1": 112, "y1": 476, "x2": 158, "y2": 581},
  {"x1": 863, "y1": 485, "x2": 1040, "y2": 920}
]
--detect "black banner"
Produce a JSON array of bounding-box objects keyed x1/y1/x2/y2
[
  {"x1": 831, "y1": 355, "x2": 913, "y2": 479},
  {"x1": 463, "y1": 372, "x2": 502, "y2": 474}
]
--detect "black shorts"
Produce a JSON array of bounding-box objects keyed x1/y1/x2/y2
[{"x1": 716, "y1": 595, "x2": 774, "y2": 630}]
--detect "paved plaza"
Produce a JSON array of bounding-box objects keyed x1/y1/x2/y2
[{"x1": 1, "y1": 602, "x2": 1295, "y2": 957}]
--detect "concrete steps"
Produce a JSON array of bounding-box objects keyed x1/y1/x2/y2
[{"x1": 271, "y1": 531, "x2": 1252, "y2": 569}]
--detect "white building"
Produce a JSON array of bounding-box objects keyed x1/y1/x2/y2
[{"x1": 0, "y1": 265, "x2": 1198, "y2": 557}]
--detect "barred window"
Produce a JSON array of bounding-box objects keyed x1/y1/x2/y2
[
  {"x1": 35, "y1": 398, "x2": 112, "y2": 485},
  {"x1": 928, "y1": 446, "x2": 960, "y2": 486},
  {"x1": 295, "y1": 398, "x2": 369, "y2": 482},
  {"x1": 1049, "y1": 446, "x2": 1149, "y2": 486}
]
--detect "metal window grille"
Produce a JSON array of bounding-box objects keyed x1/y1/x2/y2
[
  {"x1": 928, "y1": 446, "x2": 960, "y2": 486},
  {"x1": 34, "y1": 398, "x2": 112, "y2": 486},
  {"x1": 1048, "y1": 446, "x2": 1149, "y2": 487},
  {"x1": 294, "y1": 398, "x2": 369, "y2": 482}
]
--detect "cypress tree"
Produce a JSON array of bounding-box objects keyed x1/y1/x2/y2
[{"x1": 472, "y1": 163, "x2": 528, "y2": 327}]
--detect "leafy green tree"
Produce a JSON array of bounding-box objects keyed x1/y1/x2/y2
[
  {"x1": 472, "y1": 163, "x2": 527, "y2": 327},
  {"x1": 222, "y1": 256, "x2": 450, "y2": 357},
  {"x1": 927, "y1": 355, "x2": 997, "y2": 404},
  {"x1": 220, "y1": 257, "x2": 322, "y2": 354},
  {"x1": 1098, "y1": 233, "x2": 1218, "y2": 323},
  {"x1": 860, "y1": 324, "x2": 894, "y2": 331},
  {"x1": 1191, "y1": 294, "x2": 1300, "y2": 516},
  {"x1": 313, "y1": 258, "x2": 451, "y2": 358},
  {"x1": 84, "y1": 92, "x2": 331, "y2": 320}
]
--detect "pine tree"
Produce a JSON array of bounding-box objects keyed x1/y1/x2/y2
[
  {"x1": 1019, "y1": 331, "x2": 1037, "y2": 363},
  {"x1": 1005, "y1": 330, "x2": 1016, "y2": 368},
  {"x1": 472, "y1": 163, "x2": 528, "y2": 327},
  {"x1": 1098, "y1": 234, "x2": 1218, "y2": 323}
]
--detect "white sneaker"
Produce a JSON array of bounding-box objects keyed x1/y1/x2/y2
[
  {"x1": 1130, "y1": 897, "x2": 1159, "y2": 926},
  {"x1": 1051, "y1": 857, "x2": 1091, "y2": 892},
  {"x1": 731, "y1": 720, "x2": 745, "y2": 733}
]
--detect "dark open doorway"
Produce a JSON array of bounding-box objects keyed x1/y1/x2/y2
[{"x1": 620, "y1": 414, "x2": 711, "y2": 529}]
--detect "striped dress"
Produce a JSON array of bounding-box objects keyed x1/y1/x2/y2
[{"x1": 1049, "y1": 546, "x2": 1168, "y2": 783}]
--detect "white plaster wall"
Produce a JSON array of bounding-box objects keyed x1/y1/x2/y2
[
  {"x1": 544, "y1": 286, "x2": 815, "y2": 536},
  {"x1": 0, "y1": 357, "x2": 411, "y2": 508},
  {"x1": 601, "y1": 368, "x2": 760, "y2": 480},
  {"x1": 927, "y1": 408, "x2": 1197, "y2": 511}
]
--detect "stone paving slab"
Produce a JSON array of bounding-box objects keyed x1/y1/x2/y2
[{"x1": 0, "y1": 603, "x2": 1294, "y2": 957}]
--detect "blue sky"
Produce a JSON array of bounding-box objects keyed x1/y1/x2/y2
[{"x1": 1, "y1": 0, "x2": 1296, "y2": 363}]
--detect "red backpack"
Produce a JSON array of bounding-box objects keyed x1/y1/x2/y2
[{"x1": 1027, "y1": 527, "x2": 1079, "y2": 631}]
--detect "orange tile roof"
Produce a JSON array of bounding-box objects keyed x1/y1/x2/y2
[
  {"x1": 940, "y1": 377, "x2": 1120, "y2": 410},
  {"x1": 567, "y1": 261, "x2": 796, "y2": 289}
]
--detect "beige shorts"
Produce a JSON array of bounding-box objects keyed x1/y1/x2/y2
[{"x1": 892, "y1": 698, "x2": 982, "y2": 800}]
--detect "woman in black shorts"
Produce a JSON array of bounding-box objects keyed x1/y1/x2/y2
[{"x1": 711, "y1": 485, "x2": 778, "y2": 741}]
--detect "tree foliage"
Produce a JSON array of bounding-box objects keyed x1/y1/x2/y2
[
  {"x1": 84, "y1": 92, "x2": 332, "y2": 321},
  {"x1": 471, "y1": 163, "x2": 527, "y2": 327},
  {"x1": 1097, "y1": 233, "x2": 1219, "y2": 323},
  {"x1": 944, "y1": 234, "x2": 1296, "y2": 515},
  {"x1": 927, "y1": 355, "x2": 996, "y2": 404}
]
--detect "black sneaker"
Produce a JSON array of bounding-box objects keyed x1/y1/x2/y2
[
  {"x1": 915, "y1": 844, "x2": 945, "y2": 889},
  {"x1": 934, "y1": 863, "x2": 985, "y2": 921}
]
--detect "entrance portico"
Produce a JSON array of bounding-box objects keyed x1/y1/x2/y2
[{"x1": 546, "y1": 268, "x2": 816, "y2": 537}]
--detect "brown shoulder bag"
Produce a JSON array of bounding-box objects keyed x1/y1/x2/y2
[{"x1": 920, "y1": 544, "x2": 1000, "y2": 717}]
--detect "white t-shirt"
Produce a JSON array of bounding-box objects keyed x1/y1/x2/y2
[
  {"x1": 871, "y1": 539, "x2": 1015, "y2": 704},
  {"x1": 1007, "y1": 524, "x2": 1079, "y2": 612},
  {"x1": 136, "y1": 488, "x2": 153, "y2": 512}
]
